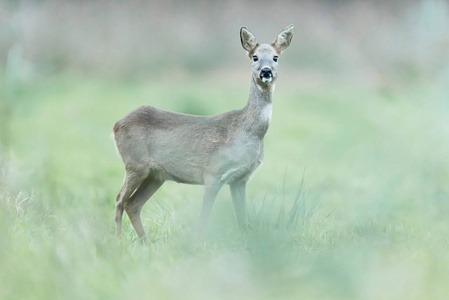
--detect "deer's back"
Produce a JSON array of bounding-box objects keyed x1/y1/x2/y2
[{"x1": 114, "y1": 106, "x2": 240, "y2": 141}]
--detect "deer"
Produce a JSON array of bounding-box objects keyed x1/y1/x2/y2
[{"x1": 112, "y1": 25, "x2": 294, "y2": 242}]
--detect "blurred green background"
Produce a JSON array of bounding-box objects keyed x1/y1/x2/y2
[{"x1": 1, "y1": 0, "x2": 449, "y2": 299}]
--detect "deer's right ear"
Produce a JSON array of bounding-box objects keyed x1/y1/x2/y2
[{"x1": 240, "y1": 27, "x2": 258, "y2": 53}]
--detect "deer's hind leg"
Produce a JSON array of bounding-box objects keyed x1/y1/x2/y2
[
  {"x1": 115, "y1": 168, "x2": 149, "y2": 239},
  {"x1": 124, "y1": 176, "x2": 164, "y2": 243}
]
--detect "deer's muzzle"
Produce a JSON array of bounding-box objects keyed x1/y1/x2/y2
[{"x1": 260, "y1": 67, "x2": 273, "y2": 83}]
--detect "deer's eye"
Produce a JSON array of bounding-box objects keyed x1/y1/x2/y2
[
  {"x1": 273, "y1": 56, "x2": 278, "y2": 62},
  {"x1": 252, "y1": 56, "x2": 258, "y2": 62}
]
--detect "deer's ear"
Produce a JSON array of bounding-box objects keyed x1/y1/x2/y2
[
  {"x1": 240, "y1": 27, "x2": 258, "y2": 53},
  {"x1": 272, "y1": 24, "x2": 294, "y2": 53}
]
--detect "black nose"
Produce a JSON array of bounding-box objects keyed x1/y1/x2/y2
[{"x1": 260, "y1": 67, "x2": 272, "y2": 78}]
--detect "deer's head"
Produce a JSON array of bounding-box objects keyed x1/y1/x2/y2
[{"x1": 240, "y1": 25, "x2": 294, "y2": 89}]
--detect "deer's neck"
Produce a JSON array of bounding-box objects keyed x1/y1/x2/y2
[{"x1": 241, "y1": 78, "x2": 274, "y2": 138}]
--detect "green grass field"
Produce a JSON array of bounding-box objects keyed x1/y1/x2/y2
[{"x1": 1, "y1": 74, "x2": 449, "y2": 299}]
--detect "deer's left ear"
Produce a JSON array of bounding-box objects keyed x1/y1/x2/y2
[{"x1": 273, "y1": 24, "x2": 294, "y2": 53}]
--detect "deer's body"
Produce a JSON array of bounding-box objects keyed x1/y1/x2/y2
[
  {"x1": 113, "y1": 25, "x2": 294, "y2": 242},
  {"x1": 114, "y1": 81, "x2": 270, "y2": 185}
]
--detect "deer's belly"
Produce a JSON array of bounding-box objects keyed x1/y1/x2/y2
[{"x1": 157, "y1": 161, "x2": 206, "y2": 185}]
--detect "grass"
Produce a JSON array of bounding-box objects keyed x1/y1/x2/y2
[{"x1": 1, "y1": 74, "x2": 449, "y2": 299}]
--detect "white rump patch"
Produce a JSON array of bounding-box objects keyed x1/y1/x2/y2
[{"x1": 111, "y1": 131, "x2": 120, "y2": 156}]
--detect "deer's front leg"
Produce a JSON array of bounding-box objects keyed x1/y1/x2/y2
[
  {"x1": 197, "y1": 179, "x2": 223, "y2": 235},
  {"x1": 230, "y1": 181, "x2": 248, "y2": 231}
]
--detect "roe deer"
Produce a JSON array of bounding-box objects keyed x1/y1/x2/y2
[{"x1": 113, "y1": 25, "x2": 294, "y2": 242}]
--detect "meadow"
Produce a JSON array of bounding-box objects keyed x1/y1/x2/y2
[
  {"x1": 1, "y1": 71, "x2": 449, "y2": 299},
  {"x1": 2, "y1": 0, "x2": 449, "y2": 298}
]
